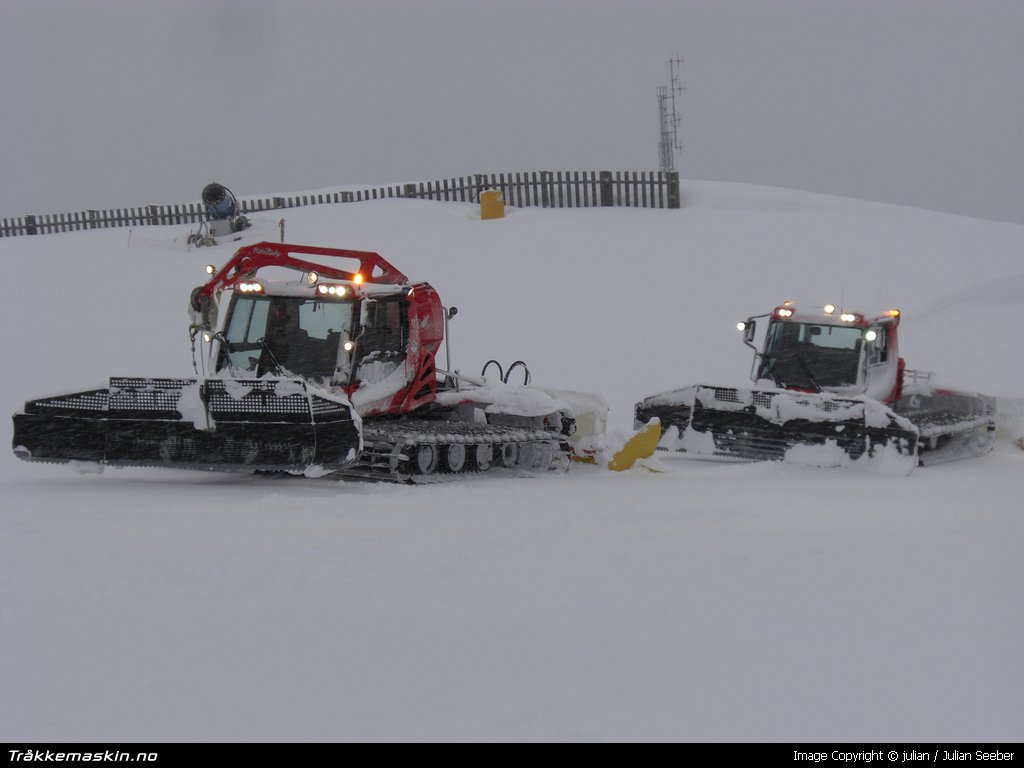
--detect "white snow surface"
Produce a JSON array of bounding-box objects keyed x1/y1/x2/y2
[{"x1": 1, "y1": 181, "x2": 1022, "y2": 742}]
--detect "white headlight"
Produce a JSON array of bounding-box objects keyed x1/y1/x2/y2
[
  {"x1": 824, "y1": 304, "x2": 836, "y2": 314},
  {"x1": 865, "y1": 330, "x2": 877, "y2": 342}
]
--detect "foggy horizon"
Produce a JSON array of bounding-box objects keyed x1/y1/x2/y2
[{"x1": 2, "y1": 0, "x2": 1021, "y2": 224}]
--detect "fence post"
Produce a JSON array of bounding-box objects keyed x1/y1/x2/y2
[
  {"x1": 540, "y1": 172, "x2": 550, "y2": 208},
  {"x1": 667, "y1": 171, "x2": 680, "y2": 209},
  {"x1": 25, "y1": 215, "x2": 38, "y2": 235},
  {"x1": 599, "y1": 171, "x2": 613, "y2": 207}
]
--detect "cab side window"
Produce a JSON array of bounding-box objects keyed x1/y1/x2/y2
[
  {"x1": 361, "y1": 299, "x2": 407, "y2": 355},
  {"x1": 865, "y1": 327, "x2": 888, "y2": 366},
  {"x1": 354, "y1": 298, "x2": 409, "y2": 385}
]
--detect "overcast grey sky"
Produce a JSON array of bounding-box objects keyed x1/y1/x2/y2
[{"x1": 2, "y1": 0, "x2": 1021, "y2": 223}]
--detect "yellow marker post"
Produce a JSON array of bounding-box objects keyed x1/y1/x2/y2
[{"x1": 480, "y1": 189, "x2": 505, "y2": 220}]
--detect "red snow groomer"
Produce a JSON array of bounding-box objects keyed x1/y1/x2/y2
[
  {"x1": 635, "y1": 301, "x2": 995, "y2": 471},
  {"x1": 12, "y1": 242, "x2": 587, "y2": 481}
]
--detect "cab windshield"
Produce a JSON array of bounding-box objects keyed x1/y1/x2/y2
[
  {"x1": 759, "y1": 321, "x2": 863, "y2": 388},
  {"x1": 220, "y1": 295, "x2": 354, "y2": 380}
]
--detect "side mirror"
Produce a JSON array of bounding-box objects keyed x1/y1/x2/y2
[
  {"x1": 740, "y1": 319, "x2": 756, "y2": 345},
  {"x1": 447, "y1": 306, "x2": 458, "y2": 321},
  {"x1": 360, "y1": 298, "x2": 377, "y2": 328}
]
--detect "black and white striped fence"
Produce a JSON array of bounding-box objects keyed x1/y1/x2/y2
[{"x1": 0, "y1": 170, "x2": 680, "y2": 238}]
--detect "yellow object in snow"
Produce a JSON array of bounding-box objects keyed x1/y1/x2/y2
[
  {"x1": 607, "y1": 419, "x2": 661, "y2": 471},
  {"x1": 480, "y1": 189, "x2": 505, "y2": 220}
]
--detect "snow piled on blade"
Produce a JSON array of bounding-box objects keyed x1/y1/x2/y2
[
  {"x1": 272, "y1": 379, "x2": 308, "y2": 399},
  {"x1": 216, "y1": 375, "x2": 257, "y2": 401},
  {"x1": 175, "y1": 381, "x2": 209, "y2": 430}
]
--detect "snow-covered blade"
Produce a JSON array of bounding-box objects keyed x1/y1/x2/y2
[
  {"x1": 12, "y1": 376, "x2": 361, "y2": 474},
  {"x1": 634, "y1": 384, "x2": 919, "y2": 475}
]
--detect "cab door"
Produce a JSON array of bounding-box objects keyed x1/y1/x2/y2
[{"x1": 862, "y1": 325, "x2": 899, "y2": 402}]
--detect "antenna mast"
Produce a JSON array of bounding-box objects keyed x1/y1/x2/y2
[{"x1": 657, "y1": 55, "x2": 684, "y2": 173}]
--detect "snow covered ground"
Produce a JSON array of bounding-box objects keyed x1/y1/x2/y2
[{"x1": 1, "y1": 181, "x2": 1022, "y2": 741}]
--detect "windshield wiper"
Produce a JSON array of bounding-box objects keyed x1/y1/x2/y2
[
  {"x1": 794, "y1": 351, "x2": 822, "y2": 392},
  {"x1": 255, "y1": 337, "x2": 285, "y2": 377},
  {"x1": 761, "y1": 349, "x2": 822, "y2": 392}
]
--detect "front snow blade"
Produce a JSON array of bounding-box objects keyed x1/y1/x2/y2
[
  {"x1": 12, "y1": 377, "x2": 361, "y2": 475},
  {"x1": 635, "y1": 384, "x2": 919, "y2": 472}
]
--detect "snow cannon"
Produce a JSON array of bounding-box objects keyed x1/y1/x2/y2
[
  {"x1": 201, "y1": 183, "x2": 250, "y2": 237},
  {"x1": 202, "y1": 183, "x2": 240, "y2": 220}
]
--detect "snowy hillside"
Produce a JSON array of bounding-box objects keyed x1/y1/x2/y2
[{"x1": 1, "y1": 181, "x2": 1022, "y2": 741}]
